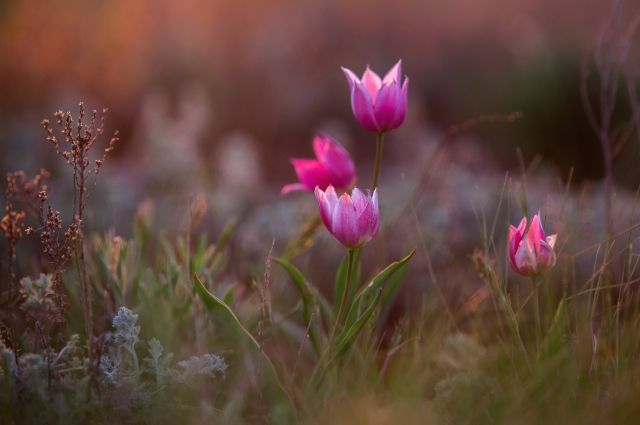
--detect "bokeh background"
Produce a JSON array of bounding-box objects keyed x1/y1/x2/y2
[
  {"x1": 1, "y1": 0, "x2": 639, "y2": 307},
  {"x1": 1, "y1": 0, "x2": 633, "y2": 185}
]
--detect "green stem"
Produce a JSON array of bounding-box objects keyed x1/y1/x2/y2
[
  {"x1": 532, "y1": 275, "x2": 542, "y2": 346},
  {"x1": 331, "y1": 248, "x2": 355, "y2": 341},
  {"x1": 372, "y1": 132, "x2": 385, "y2": 189},
  {"x1": 308, "y1": 248, "x2": 356, "y2": 393}
]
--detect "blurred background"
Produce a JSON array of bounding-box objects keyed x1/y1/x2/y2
[
  {"x1": 1, "y1": 0, "x2": 633, "y2": 184},
  {"x1": 1, "y1": 0, "x2": 639, "y2": 304}
]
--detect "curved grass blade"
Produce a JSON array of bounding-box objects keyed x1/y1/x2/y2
[
  {"x1": 192, "y1": 273, "x2": 295, "y2": 413},
  {"x1": 334, "y1": 289, "x2": 383, "y2": 358},
  {"x1": 345, "y1": 249, "x2": 415, "y2": 326},
  {"x1": 306, "y1": 289, "x2": 383, "y2": 393},
  {"x1": 378, "y1": 263, "x2": 410, "y2": 326},
  {"x1": 272, "y1": 257, "x2": 323, "y2": 356}
]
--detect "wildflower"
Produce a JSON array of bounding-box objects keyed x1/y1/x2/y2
[
  {"x1": 508, "y1": 211, "x2": 557, "y2": 276},
  {"x1": 341, "y1": 60, "x2": 409, "y2": 133},
  {"x1": 314, "y1": 185, "x2": 379, "y2": 248},
  {"x1": 282, "y1": 134, "x2": 356, "y2": 194}
]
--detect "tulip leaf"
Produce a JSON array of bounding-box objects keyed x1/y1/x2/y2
[
  {"x1": 333, "y1": 289, "x2": 383, "y2": 358},
  {"x1": 345, "y1": 248, "x2": 415, "y2": 326},
  {"x1": 378, "y1": 262, "x2": 410, "y2": 325},
  {"x1": 272, "y1": 257, "x2": 322, "y2": 356},
  {"x1": 193, "y1": 273, "x2": 260, "y2": 346},
  {"x1": 192, "y1": 273, "x2": 294, "y2": 407},
  {"x1": 334, "y1": 248, "x2": 361, "y2": 315},
  {"x1": 222, "y1": 284, "x2": 235, "y2": 306}
]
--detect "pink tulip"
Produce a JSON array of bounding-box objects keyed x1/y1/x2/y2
[
  {"x1": 508, "y1": 211, "x2": 557, "y2": 277},
  {"x1": 315, "y1": 185, "x2": 380, "y2": 248},
  {"x1": 341, "y1": 60, "x2": 409, "y2": 133},
  {"x1": 281, "y1": 134, "x2": 356, "y2": 195}
]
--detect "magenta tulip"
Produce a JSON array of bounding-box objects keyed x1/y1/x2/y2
[
  {"x1": 281, "y1": 134, "x2": 356, "y2": 195},
  {"x1": 342, "y1": 60, "x2": 409, "y2": 133},
  {"x1": 508, "y1": 212, "x2": 557, "y2": 277},
  {"x1": 314, "y1": 185, "x2": 380, "y2": 248}
]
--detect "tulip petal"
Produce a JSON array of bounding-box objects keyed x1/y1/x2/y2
[
  {"x1": 538, "y1": 239, "x2": 557, "y2": 270},
  {"x1": 315, "y1": 187, "x2": 330, "y2": 229},
  {"x1": 356, "y1": 199, "x2": 374, "y2": 245},
  {"x1": 515, "y1": 241, "x2": 537, "y2": 276},
  {"x1": 373, "y1": 82, "x2": 400, "y2": 131},
  {"x1": 291, "y1": 159, "x2": 331, "y2": 191},
  {"x1": 362, "y1": 66, "x2": 382, "y2": 102},
  {"x1": 508, "y1": 217, "x2": 527, "y2": 269},
  {"x1": 333, "y1": 193, "x2": 359, "y2": 247},
  {"x1": 370, "y1": 188, "x2": 380, "y2": 237},
  {"x1": 371, "y1": 188, "x2": 379, "y2": 211},
  {"x1": 312, "y1": 134, "x2": 332, "y2": 163},
  {"x1": 508, "y1": 225, "x2": 518, "y2": 243},
  {"x1": 389, "y1": 77, "x2": 409, "y2": 129},
  {"x1": 350, "y1": 188, "x2": 368, "y2": 215},
  {"x1": 313, "y1": 134, "x2": 356, "y2": 189},
  {"x1": 351, "y1": 83, "x2": 379, "y2": 132},
  {"x1": 546, "y1": 234, "x2": 557, "y2": 249},
  {"x1": 382, "y1": 60, "x2": 402, "y2": 85},
  {"x1": 527, "y1": 211, "x2": 544, "y2": 255},
  {"x1": 315, "y1": 186, "x2": 336, "y2": 232},
  {"x1": 281, "y1": 183, "x2": 307, "y2": 195},
  {"x1": 508, "y1": 225, "x2": 519, "y2": 270},
  {"x1": 355, "y1": 189, "x2": 379, "y2": 244},
  {"x1": 341, "y1": 67, "x2": 360, "y2": 93},
  {"x1": 324, "y1": 185, "x2": 340, "y2": 212}
]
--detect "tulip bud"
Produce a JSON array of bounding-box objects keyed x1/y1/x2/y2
[
  {"x1": 341, "y1": 60, "x2": 409, "y2": 133},
  {"x1": 314, "y1": 185, "x2": 379, "y2": 248},
  {"x1": 508, "y1": 211, "x2": 557, "y2": 277},
  {"x1": 282, "y1": 134, "x2": 356, "y2": 195}
]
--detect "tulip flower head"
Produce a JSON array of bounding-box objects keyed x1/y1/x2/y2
[
  {"x1": 281, "y1": 134, "x2": 356, "y2": 195},
  {"x1": 508, "y1": 212, "x2": 557, "y2": 277},
  {"x1": 314, "y1": 185, "x2": 380, "y2": 249},
  {"x1": 342, "y1": 60, "x2": 409, "y2": 133}
]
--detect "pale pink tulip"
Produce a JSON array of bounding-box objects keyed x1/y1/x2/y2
[
  {"x1": 508, "y1": 211, "x2": 557, "y2": 277},
  {"x1": 281, "y1": 134, "x2": 356, "y2": 195},
  {"x1": 341, "y1": 60, "x2": 409, "y2": 133},
  {"x1": 314, "y1": 185, "x2": 379, "y2": 248}
]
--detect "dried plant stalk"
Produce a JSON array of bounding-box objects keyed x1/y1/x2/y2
[{"x1": 41, "y1": 102, "x2": 119, "y2": 355}]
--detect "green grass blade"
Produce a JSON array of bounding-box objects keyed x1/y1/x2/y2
[
  {"x1": 334, "y1": 289, "x2": 383, "y2": 357},
  {"x1": 272, "y1": 257, "x2": 323, "y2": 356},
  {"x1": 192, "y1": 273, "x2": 295, "y2": 414},
  {"x1": 193, "y1": 273, "x2": 261, "y2": 347},
  {"x1": 345, "y1": 249, "x2": 415, "y2": 326}
]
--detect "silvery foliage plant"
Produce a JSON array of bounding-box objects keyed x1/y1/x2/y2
[{"x1": 1, "y1": 303, "x2": 227, "y2": 424}]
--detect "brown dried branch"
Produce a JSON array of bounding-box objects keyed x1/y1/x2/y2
[
  {"x1": 40, "y1": 102, "x2": 119, "y2": 358},
  {"x1": 580, "y1": 0, "x2": 639, "y2": 241}
]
